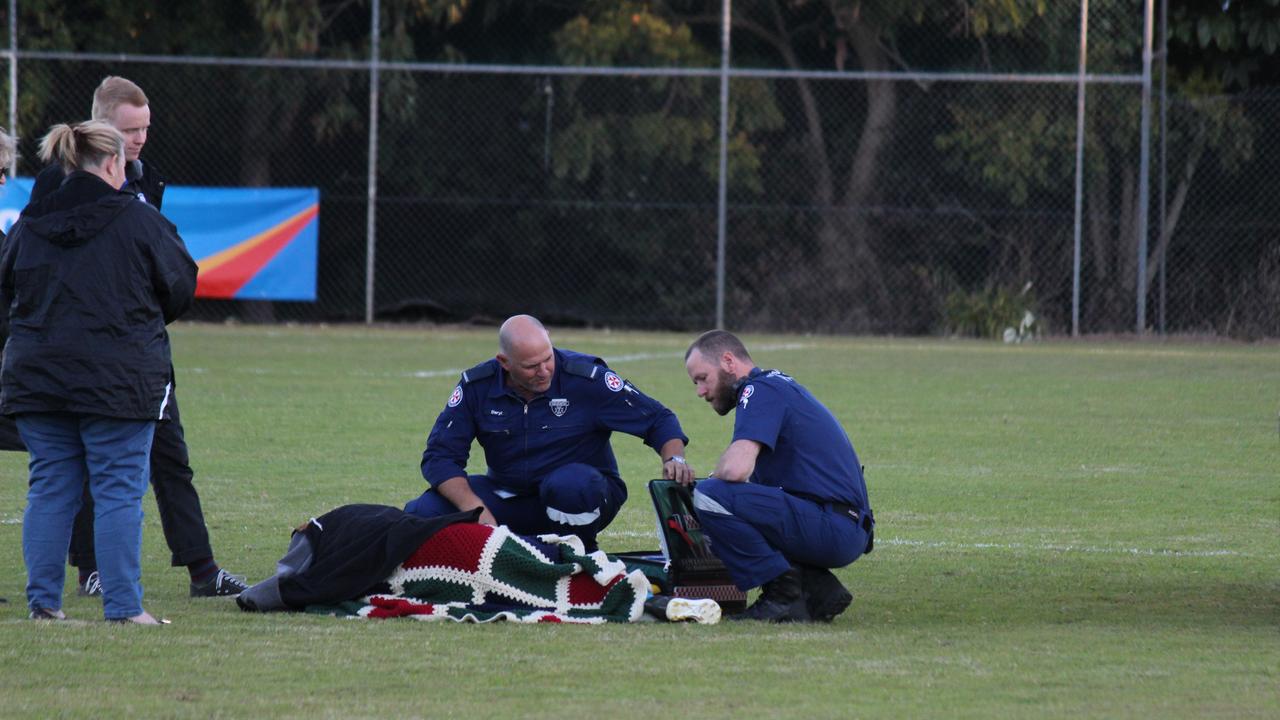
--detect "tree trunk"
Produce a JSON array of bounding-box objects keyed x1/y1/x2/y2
[
  {"x1": 1119, "y1": 164, "x2": 1137, "y2": 307},
  {"x1": 1145, "y1": 122, "x2": 1207, "y2": 288},
  {"x1": 1085, "y1": 154, "x2": 1110, "y2": 327},
  {"x1": 813, "y1": 20, "x2": 894, "y2": 325},
  {"x1": 721, "y1": 1, "x2": 897, "y2": 329}
]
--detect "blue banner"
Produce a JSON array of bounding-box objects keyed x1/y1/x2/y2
[{"x1": 0, "y1": 178, "x2": 318, "y2": 301}]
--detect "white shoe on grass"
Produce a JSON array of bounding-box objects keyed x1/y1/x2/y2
[{"x1": 657, "y1": 597, "x2": 722, "y2": 624}]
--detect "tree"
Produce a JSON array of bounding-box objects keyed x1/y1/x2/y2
[
  {"x1": 935, "y1": 0, "x2": 1265, "y2": 330},
  {"x1": 653, "y1": 0, "x2": 1058, "y2": 330}
]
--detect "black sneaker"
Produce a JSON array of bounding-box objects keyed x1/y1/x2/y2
[
  {"x1": 800, "y1": 565, "x2": 853, "y2": 622},
  {"x1": 30, "y1": 607, "x2": 67, "y2": 620},
  {"x1": 731, "y1": 566, "x2": 809, "y2": 623},
  {"x1": 190, "y1": 569, "x2": 250, "y2": 598},
  {"x1": 77, "y1": 571, "x2": 102, "y2": 597}
]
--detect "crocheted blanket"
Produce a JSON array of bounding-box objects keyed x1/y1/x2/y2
[{"x1": 312, "y1": 523, "x2": 648, "y2": 623}]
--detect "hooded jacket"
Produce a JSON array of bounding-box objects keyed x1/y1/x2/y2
[
  {"x1": 0, "y1": 171, "x2": 197, "y2": 420},
  {"x1": 32, "y1": 158, "x2": 167, "y2": 211}
]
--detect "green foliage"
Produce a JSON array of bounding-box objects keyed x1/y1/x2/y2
[
  {"x1": 947, "y1": 0, "x2": 1048, "y2": 36},
  {"x1": 936, "y1": 104, "x2": 1073, "y2": 206},
  {"x1": 1172, "y1": 0, "x2": 1280, "y2": 88},
  {"x1": 1180, "y1": 82, "x2": 1255, "y2": 174},
  {"x1": 254, "y1": 0, "x2": 327, "y2": 56},
  {"x1": 554, "y1": 1, "x2": 706, "y2": 67},
  {"x1": 10, "y1": 0, "x2": 1275, "y2": 334},
  {"x1": 944, "y1": 282, "x2": 1039, "y2": 339},
  {"x1": 548, "y1": 2, "x2": 782, "y2": 194},
  {"x1": 1180, "y1": 0, "x2": 1280, "y2": 53}
]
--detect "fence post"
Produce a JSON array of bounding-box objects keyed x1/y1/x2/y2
[
  {"x1": 1135, "y1": 0, "x2": 1154, "y2": 333},
  {"x1": 1158, "y1": 0, "x2": 1168, "y2": 334},
  {"x1": 714, "y1": 0, "x2": 731, "y2": 330},
  {"x1": 7, "y1": 0, "x2": 17, "y2": 175},
  {"x1": 1071, "y1": 0, "x2": 1089, "y2": 338},
  {"x1": 364, "y1": 0, "x2": 381, "y2": 325}
]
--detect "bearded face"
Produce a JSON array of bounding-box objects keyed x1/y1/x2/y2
[
  {"x1": 686, "y1": 350, "x2": 741, "y2": 417},
  {"x1": 708, "y1": 367, "x2": 739, "y2": 416}
]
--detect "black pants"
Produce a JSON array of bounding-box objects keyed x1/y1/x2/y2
[
  {"x1": 0, "y1": 412, "x2": 23, "y2": 452},
  {"x1": 68, "y1": 392, "x2": 214, "y2": 569}
]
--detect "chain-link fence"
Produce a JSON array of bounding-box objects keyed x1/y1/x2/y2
[
  {"x1": 10, "y1": 58, "x2": 372, "y2": 322},
  {"x1": 1153, "y1": 92, "x2": 1279, "y2": 338},
  {"x1": 2, "y1": 2, "x2": 1274, "y2": 337}
]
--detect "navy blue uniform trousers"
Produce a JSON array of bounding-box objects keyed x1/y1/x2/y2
[
  {"x1": 404, "y1": 463, "x2": 626, "y2": 551},
  {"x1": 692, "y1": 478, "x2": 869, "y2": 590}
]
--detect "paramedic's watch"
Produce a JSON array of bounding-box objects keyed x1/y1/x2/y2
[{"x1": 664, "y1": 455, "x2": 687, "y2": 465}]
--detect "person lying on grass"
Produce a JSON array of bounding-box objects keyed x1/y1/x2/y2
[{"x1": 238, "y1": 503, "x2": 718, "y2": 624}]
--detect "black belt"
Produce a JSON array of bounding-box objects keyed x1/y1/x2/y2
[
  {"x1": 787, "y1": 491, "x2": 873, "y2": 532},
  {"x1": 788, "y1": 491, "x2": 875, "y2": 555}
]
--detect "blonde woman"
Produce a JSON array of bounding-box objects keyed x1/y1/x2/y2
[{"x1": 0, "y1": 121, "x2": 197, "y2": 624}]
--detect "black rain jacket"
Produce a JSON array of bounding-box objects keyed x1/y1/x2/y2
[
  {"x1": 32, "y1": 158, "x2": 167, "y2": 211},
  {"x1": 0, "y1": 171, "x2": 196, "y2": 420}
]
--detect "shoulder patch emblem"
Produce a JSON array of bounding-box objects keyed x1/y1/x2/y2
[
  {"x1": 604, "y1": 371, "x2": 624, "y2": 392},
  {"x1": 550, "y1": 398, "x2": 570, "y2": 417},
  {"x1": 740, "y1": 384, "x2": 754, "y2": 408},
  {"x1": 447, "y1": 385, "x2": 463, "y2": 408}
]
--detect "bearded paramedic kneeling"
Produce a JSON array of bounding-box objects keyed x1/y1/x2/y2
[{"x1": 681, "y1": 330, "x2": 874, "y2": 622}]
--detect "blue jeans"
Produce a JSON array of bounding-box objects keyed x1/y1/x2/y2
[
  {"x1": 19, "y1": 413, "x2": 155, "y2": 620},
  {"x1": 405, "y1": 463, "x2": 627, "y2": 551},
  {"x1": 692, "y1": 478, "x2": 869, "y2": 590}
]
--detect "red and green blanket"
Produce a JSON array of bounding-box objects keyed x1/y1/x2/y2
[{"x1": 312, "y1": 523, "x2": 648, "y2": 623}]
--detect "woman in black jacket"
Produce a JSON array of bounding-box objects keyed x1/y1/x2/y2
[{"x1": 0, "y1": 121, "x2": 197, "y2": 624}]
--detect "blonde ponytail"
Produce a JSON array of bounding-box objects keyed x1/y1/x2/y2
[{"x1": 37, "y1": 121, "x2": 125, "y2": 174}]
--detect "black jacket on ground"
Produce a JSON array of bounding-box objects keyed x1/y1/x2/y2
[
  {"x1": 238, "y1": 505, "x2": 479, "y2": 612},
  {"x1": 0, "y1": 171, "x2": 196, "y2": 420},
  {"x1": 32, "y1": 158, "x2": 167, "y2": 210}
]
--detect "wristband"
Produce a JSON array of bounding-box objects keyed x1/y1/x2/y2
[{"x1": 665, "y1": 455, "x2": 687, "y2": 465}]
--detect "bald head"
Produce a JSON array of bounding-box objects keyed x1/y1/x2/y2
[
  {"x1": 497, "y1": 315, "x2": 555, "y2": 399},
  {"x1": 498, "y1": 314, "x2": 548, "y2": 356}
]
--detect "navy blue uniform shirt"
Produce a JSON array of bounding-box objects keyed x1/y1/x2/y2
[
  {"x1": 732, "y1": 367, "x2": 870, "y2": 513},
  {"x1": 421, "y1": 348, "x2": 688, "y2": 494}
]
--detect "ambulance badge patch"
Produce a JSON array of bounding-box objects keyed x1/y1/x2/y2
[{"x1": 604, "y1": 372, "x2": 624, "y2": 392}]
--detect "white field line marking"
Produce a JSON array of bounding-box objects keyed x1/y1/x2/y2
[
  {"x1": 395, "y1": 342, "x2": 813, "y2": 380},
  {"x1": 880, "y1": 537, "x2": 1248, "y2": 558},
  {"x1": 845, "y1": 340, "x2": 1277, "y2": 362},
  {"x1": 602, "y1": 530, "x2": 1250, "y2": 558},
  {"x1": 187, "y1": 343, "x2": 813, "y2": 380}
]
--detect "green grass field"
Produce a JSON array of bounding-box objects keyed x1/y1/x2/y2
[{"x1": 1, "y1": 324, "x2": 1276, "y2": 718}]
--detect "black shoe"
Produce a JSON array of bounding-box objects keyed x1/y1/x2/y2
[
  {"x1": 190, "y1": 569, "x2": 250, "y2": 598},
  {"x1": 30, "y1": 607, "x2": 67, "y2": 620},
  {"x1": 800, "y1": 565, "x2": 853, "y2": 622},
  {"x1": 732, "y1": 566, "x2": 809, "y2": 623},
  {"x1": 77, "y1": 571, "x2": 101, "y2": 597}
]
